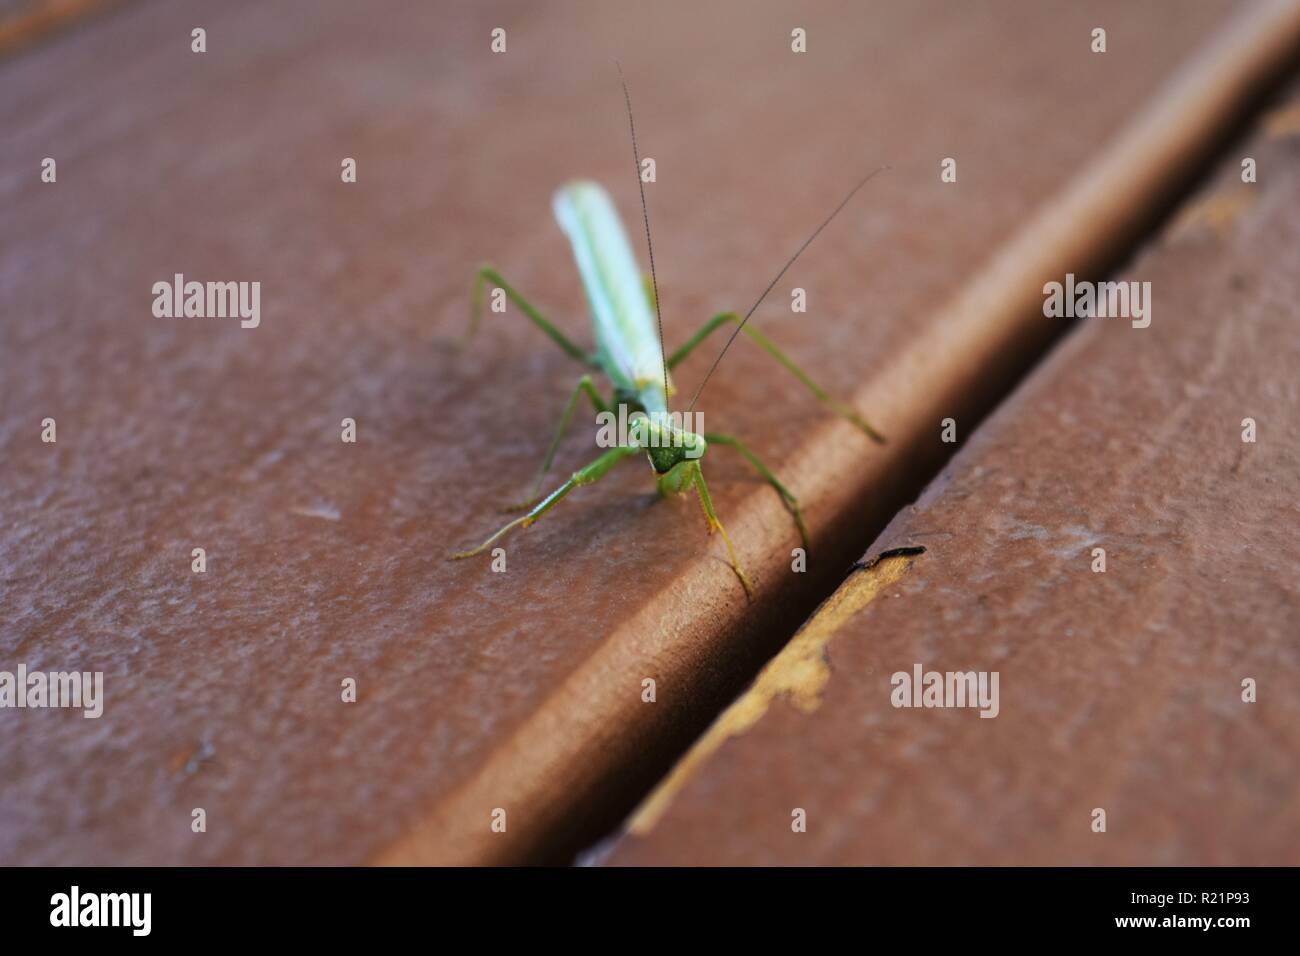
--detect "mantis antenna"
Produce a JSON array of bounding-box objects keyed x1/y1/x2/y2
[
  {"x1": 616, "y1": 62, "x2": 670, "y2": 401},
  {"x1": 686, "y1": 164, "x2": 889, "y2": 413}
]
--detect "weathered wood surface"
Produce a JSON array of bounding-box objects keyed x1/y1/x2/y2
[
  {"x1": 609, "y1": 84, "x2": 1300, "y2": 865},
  {"x1": 2, "y1": 0, "x2": 1296, "y2": 864}
]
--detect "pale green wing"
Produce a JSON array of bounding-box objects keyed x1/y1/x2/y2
[{"x1": 552, "y1": 181, "x2": 667, "y2": 407}]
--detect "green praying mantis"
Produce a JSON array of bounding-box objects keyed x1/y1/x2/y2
[{"x1": 452, "y1": 70, "x2": 886, "y2": 596}]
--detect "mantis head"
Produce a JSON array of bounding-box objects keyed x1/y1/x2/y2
[{"x1": 629, "y1": 412, "x2": 706, "y2": 475}]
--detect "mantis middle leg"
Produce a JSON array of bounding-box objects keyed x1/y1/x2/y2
[
  {"x1": 703, "y1": 432, "x2": 809, "y2": 551},
  {"x1": 503, "y1": 374, "x2": 611, "y2": 512},
  {"x1": 668, "y1": 312, "x2": 884, "y2": 442}
]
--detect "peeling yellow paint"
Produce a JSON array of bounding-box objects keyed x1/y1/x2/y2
[
  {"x1": 0, "y1": 0, "x2": 123, "y2": 60},
  {"x1": 626, "y1": 551, "x2": 920, "y2": 836},
  {"x1": 1263, "y1": 100, "x2": 1300, "y2": 139},
  {"x1": 1166, "y1": 186, "x2": 1257, "y2": 242}
]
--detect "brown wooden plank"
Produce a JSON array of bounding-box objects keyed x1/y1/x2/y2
[
  {"x1": 607, "y1": 83, "x2": 1300, "y2": 865},
  {"x1": 2, "y1": 0, "x2": 1295, "y2": 865}
]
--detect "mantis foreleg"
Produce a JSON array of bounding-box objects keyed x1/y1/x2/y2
[
  {"x1": 657, "y1": 460, "x2": 753, "y2": 597},
  {"x1": 451, "y1": 446, "x2": 637, "y2": 559},
  {"x1": 503, "y1": 374, "x2": 611, "y2": 512}
]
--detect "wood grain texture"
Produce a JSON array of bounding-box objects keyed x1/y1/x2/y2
[
  {"x1": 1, "y1": 0, "x2": 1293, "y2": 864},
  {"x1": 608, "y1": 83, "x2": 1300, "y2": 865}
]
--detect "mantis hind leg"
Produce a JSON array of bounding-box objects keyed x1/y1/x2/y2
[
  {"x1": 667, "y1": 312, "x2": 885, "y2": 443},
  {"x1": 659, "y1": 460, "x2": 753, "y2": 598},
  {"x1": 502, "y1": 374, "x2": 611, "y2": 512},
  {"x1": 465, "y1": 264, "x2": 598, "y2": 367},
  {"x1": 703, "y1": 432, "x2": 809, "y2": 551},
  {"x1": 451, "y1": 446, "x2": 636, "y2": 560}
]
